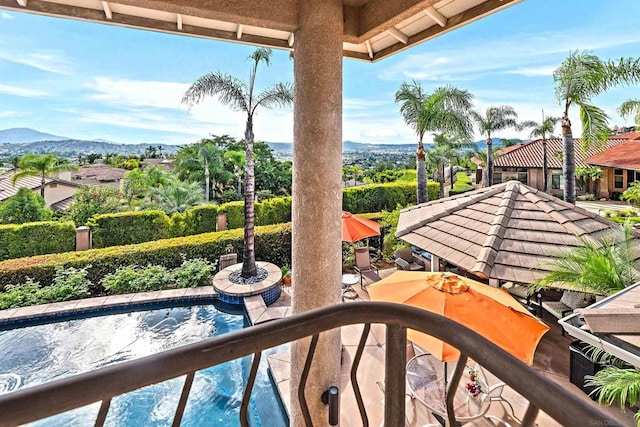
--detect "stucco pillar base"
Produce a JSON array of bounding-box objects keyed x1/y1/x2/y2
[{"x1": 290, "y1": 0, "x2": 343, "y2": 425}]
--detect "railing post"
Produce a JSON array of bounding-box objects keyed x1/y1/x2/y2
[{"x1": 384, "y1": 323, "x2": 406, "y2": 426}]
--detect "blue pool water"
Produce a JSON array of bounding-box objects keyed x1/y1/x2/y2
[{"x1": 0, "y1": 302, "x2": 288, "y2": 426}]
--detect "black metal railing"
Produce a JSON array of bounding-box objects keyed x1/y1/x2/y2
[{"x1": 0, "y1": 302, "x2": 619, "y2": 426}]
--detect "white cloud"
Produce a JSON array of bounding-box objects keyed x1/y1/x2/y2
[
  {"x1": 504, "y1": 66, "x2": 557, "y2": 77},
  {"x1": 86, "y1": 77, "x2": 189, "y2": 109},
  {"x1": 0, "y1": 49, "x2": 71, "y2": 74},
  {"x1": 0, "y1": 111, "x2": 25, "y2": 118},
  {"x1": 1, "y1": 12, "x2": 14, "y2": 19},
  {"x1": 0, "y1": 83, "x2": 48, "y2": 97}
]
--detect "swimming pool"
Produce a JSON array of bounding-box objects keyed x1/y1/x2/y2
[{"x1": 0, "y1": 301, "x2": 288, "y2": 426}]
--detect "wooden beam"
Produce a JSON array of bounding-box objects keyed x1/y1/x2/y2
[
  {"x1": 365, "y1": 40, "x2": 373, "y2": 59},
  {"x1": 358, "y1": 0, "x2": 438, "y2": 41},
  {"x1": 176, "y1": 13, "x2": 182, "y2": 30},
  {"x1": 424, "y1": 6, "x2": 446, "y2": 27},
  {"x1": 387, "y1": 27, "x2": 408, "y2": 44},
  {"x1": 15, "y1": 0, "x2": 26, "y2": 6},
  {"x1": 236, "y1": 24, "x2": 243, "y2": 39},
  {"x1": 288, "y1": 32, "x2": 294, "y2": 47},
  {"x1": 101, "y1": 1, "x2": 112, "y2": 20}
]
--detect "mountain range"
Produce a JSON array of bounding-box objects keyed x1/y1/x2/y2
[{"x1": 0, "y1": 128, "x2": 516, "y2": 157}]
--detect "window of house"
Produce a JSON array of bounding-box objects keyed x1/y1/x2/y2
[
  {"x1": 614, "y1": 169, "x2": 624, "y2": 189},
  {"x1": 493, "y1": 173, "x2": 502, "y2": 184},
  {"x1": 552, "y1": 172, "x2": 563, "y2": 190},
  {"x1": 628, "y1": 170, "x2": 640, "y2": 185}
]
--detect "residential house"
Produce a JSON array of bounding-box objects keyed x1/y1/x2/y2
[
  {"x1": 140, "y1": 158, "x2": 175, "y2": 170},
  {"x1": 584, "y1": 132, "x2": 640, "y2": 199},
  {"x1": 69, "y1": 165, "x2": 128, "y2": 188},
  {"x1": 492, "y1": 136, "x2": 630, "y2": 198},
  {"x1": 0, "y1": 173, "x2": 79, "y2": 209}
]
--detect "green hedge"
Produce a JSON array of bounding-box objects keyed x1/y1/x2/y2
[
  {"x1": 184, "y1": 204, "x2": 219, "y2": 235},
  {"x1": 88, "y1": 210, "x2": 172, "y2": 248},
  {"x1": 343, "y1": 182, "x2": 439, "y2": 213},
  {"x1": 0, "y1": 223, "x2": 292, "y2": 289},
  {"x1": 255, "y1": 197, "x2": 292, "y2": 226},
  {"x1": 0, "y1": 221, "x2": 75, "y2": 261},
  {"x1": 449, "y1": 172, "x2": 474, "y2": 196},
  {"x1": 218, "y1": 201, "x2": 245, "y2": 229}
]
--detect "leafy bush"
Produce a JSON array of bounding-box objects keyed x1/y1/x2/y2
[
  {"x1": 218, "y1": 201, "x2": 244, "y2": 229},
  {"x1": 171, "y1": 258, "x2": 214, "y2": 288},
  {"x1": 0, "y1": 266, "x2": 90, "y2": 309},
  {"x1": 89, "y1": 210, "x2": 172, "y2": 248},
  {"x1": 66, "y1": 185, "x2": 124, "y2": 226},
  {"x1": 0, "y1": 188, "x2": 52, "y2": 224},
  {"x1": 0, "y1": 221, "x2": 76, "y2": 261},
  {"x1": 101, "y1": 265, "x2": 172, "y2": 294},
  {"x1": 449, "y1": 172, "x2": 474, "y2": 196},
  {"x1": 256, "y1": 197, "x2": 292, "y2": 226},
  {"x1": 0, "y1": 223, "x2": 292, "y2": 289}
]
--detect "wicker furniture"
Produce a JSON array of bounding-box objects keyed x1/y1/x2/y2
[{"x1": 394, "y1": 248, "x2": 425, "y2": 271}]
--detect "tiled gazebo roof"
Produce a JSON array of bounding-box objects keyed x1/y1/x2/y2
[{"x1": 396, "y1": 181, "x2": 640, "y2": 284}]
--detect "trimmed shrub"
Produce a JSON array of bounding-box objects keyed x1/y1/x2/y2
[
  {"x1": 169, "y1": 212, "x2": 186, "y2": 237},
  {"x1": 184, "y1": 204, "x2": 219, "y2": 235},
  {"x1": 0, "y1": 223, "x2": 292, "y2": 289},
  {"x1": 255, "y1": 197, "x2": 292, "y2": 226},
  {"x1": 0, "y1": 221, "x2": 76, "y2": 261},
  {"x1": 449, "y1": 172, "x2": 474, "y2": 196},
  {"x1": 218, "y1": 201, "x2": 244, "y2": 229},
  {"x1": 342, "y1": 182, "x2": 439, "y2": 214},
  {"x1": 89, "y1": 210, "x2": 172, "y2": 248}
]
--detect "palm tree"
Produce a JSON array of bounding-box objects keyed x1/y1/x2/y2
[
  {"x1": 224, "y1": 150, "x2": 246, "y2": 198},
  {"x1": 395, "y1": 82, "x2": 474, "y2": 204},
  {"x1": 586, "y1": 367, "x2": 640, "y2": 427},
  {"x1": 521, "y1": 112, "x2": 561, "y2": 192},
  {"x1": 471, "y1": 106, "x2": 518, "y2": 187},
  {"x1": 11, "y1": 154, "x2": 77, "y2": 198},
  {"x1": 182, "y1": 48, "x2": 293, "y2": 278},
  {"x1": 618, "y1": 98, "x2": 640, "y2": 128},
  {"x1": 554, "y1": 51, "x2": 640, "y2": 204},
  {"x1": 532, "y1": 222, "x2": 640, "y2": 296},
  {"x1": 429, "y1": 134, "x2": 473, "y2": 197},
  {"x1": 149, "y1": 179, "x2": 205, "y2": 215}
]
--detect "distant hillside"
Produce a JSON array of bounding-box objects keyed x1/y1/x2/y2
[
  {"x1": 0, "y1": 128, "x2": 70, "y2": 144},
  {"x1": 267, "y1": 140, "x2": 416, "y2": 154},
  {"x1": 0, "y1": 139, "x2": 179, "y2": 157}
]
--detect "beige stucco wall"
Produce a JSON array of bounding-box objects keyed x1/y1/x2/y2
[{"x1": 41, "y1": 183, "x2": 77, "y2": 207}]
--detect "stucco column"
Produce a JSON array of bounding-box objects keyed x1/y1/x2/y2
[{"x1": 291, "y1": 0, "x2": 343, "y2": 425}]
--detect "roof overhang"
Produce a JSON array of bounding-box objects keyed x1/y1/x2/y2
[
  {"x1": 560, "y1": 282, "x2": 640, "y2": 369},
  {"x1": 0, "y1": 0, "x2": 523, "y2": 62}
]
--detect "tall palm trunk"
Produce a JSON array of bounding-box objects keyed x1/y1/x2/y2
[
  {"x1": 416, "y1": 140, "x2": 429, "y2": 204},
  {"x1": 204, "y1": 159, "x2": 210, "y2": 202},
  {"x1": 40, "y1": 172, "x2": 45, "y2": 198},
  {"x1": 449, "y1": 162, "x2": 455, "y2": 190},
  {"x1": 242, "y1": 118, "x2": 257, "y2": 278},
  {"x1": 236, "y1": 174, "x2": 242, "y2": 198},
  {"x1": 542, "y1": 140, "x2": 548, "y2": 193},
  {"x1": 562, "y1": 112, "x2": 576, "y2": 204},
  {"x1": 485, "y1": 135, "x2": 493, "y2": 187},
  {"x1": 438, "y1": 161, "x2": 445, "y2": 198}
]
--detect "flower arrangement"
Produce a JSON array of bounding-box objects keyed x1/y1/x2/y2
[{"x1": 465, "y1": 368, "x2": 483, "y2": 399}]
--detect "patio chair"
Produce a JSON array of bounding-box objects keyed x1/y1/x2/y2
[
  {"x1": 354, "y1": 247, "x2": 380, "y2": 290},
  {"x1": 394, "y1": 247, "x2": 424, "y2": 271}
]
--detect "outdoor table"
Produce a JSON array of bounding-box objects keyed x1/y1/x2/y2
[
  {"x1": 406, "y1": 353, "x2": 490, "y2": 423},
  {"x1": 341, "y1": 274, "x2": 360, "y2": 300}
]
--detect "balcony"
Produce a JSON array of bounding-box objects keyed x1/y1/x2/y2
[{"x1": 0, "y1": 301, "x2": 618, "y2": 426}]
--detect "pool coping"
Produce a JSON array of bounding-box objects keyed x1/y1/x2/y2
[{"x1": 0, "y1": 286, "x2": 219, "y2": 325}]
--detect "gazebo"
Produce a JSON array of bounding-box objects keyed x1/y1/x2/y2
[
  {"x1": 0, "y1": 0, "x2": 523, "y2": 424},
  {"x1": 396, "y1": 181, "x2": 640, "y2": 285}
]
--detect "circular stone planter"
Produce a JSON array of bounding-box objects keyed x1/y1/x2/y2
[{"x1": 212, "y1": 261, "x2": 282, "y2": 306}]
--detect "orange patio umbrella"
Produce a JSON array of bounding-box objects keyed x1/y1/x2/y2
[
  {"x1": 341, "y1": 211, "x2": 380, "y2": 243},
  {"x1": 367, "y1": 271, "x2": 549, "y2": 365}
]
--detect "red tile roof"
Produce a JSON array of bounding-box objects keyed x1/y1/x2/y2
[
  {"x1": 613, "y1": 131, "x2": 640, "y2": 141},
  {"x1": 494, "y1": 137, "x2": 627, "y2": 169},
  {"x1": 585, "y1": 141, "x2": 640, "y2": 170}
]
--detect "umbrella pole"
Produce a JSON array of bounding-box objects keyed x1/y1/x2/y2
[{"x1": 444, "y1": 362, "x2": 447, "y2": 386}]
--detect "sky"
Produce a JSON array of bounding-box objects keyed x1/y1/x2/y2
[{"x1": 1, "y1": 0, "x2": 640, "y2": 146}]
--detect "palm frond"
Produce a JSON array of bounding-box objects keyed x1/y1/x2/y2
[
  {"x1": 618, "y1": 99, "x2": 640, "y2": 125},
  {"x1": 181, "y1": 72, "x2": 248, "y2": 112},
  {"x1": 585, "y1": 367, "x2": 640, "y2": 415},
  {"x1": 252, "y1": 82, "x2": 294, "y2": 114},
  {"x1": 579, "y1": 103, "x2": 610, "y2": 149}
]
